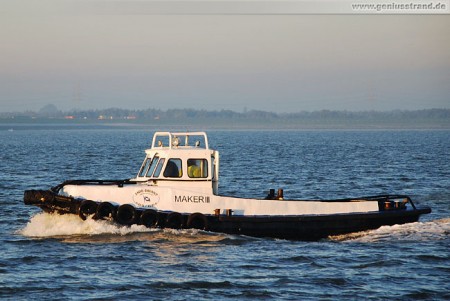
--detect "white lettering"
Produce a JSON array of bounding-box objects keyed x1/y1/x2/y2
[{"x1": 174, "y1": 195, "x2": 210, "y2": 203}]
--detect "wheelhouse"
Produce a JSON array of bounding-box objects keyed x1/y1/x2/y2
[{"x1": 131, "y1": 132, "x2": 220, "y2": 194}]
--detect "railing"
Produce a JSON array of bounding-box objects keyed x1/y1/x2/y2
[
  {"x1": 320, "y1": 194, "x2": 416, "y2": 210},
  {"x1": 151, "y1": 132, "x2": 209, "y2": 149},
  {"x1": 265, "y1": 190, "x2": 417, "y2": 210},
  {"x1": 51, "y1": 179, "x2": 136, "y2": 193}
]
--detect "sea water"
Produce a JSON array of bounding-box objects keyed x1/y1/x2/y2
[{"x1": 1, "y1": 127, "x2": 449, "y2": 300}]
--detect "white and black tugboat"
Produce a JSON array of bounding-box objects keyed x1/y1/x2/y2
[{"x1": 24, "y1": 131, "x2": 431, "y2": 240}]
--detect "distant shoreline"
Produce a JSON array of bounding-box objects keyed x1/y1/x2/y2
[
  {"x1": 1, "y1": 120, "x2": 449, "y2": 130},
  {"x1": 1, "y1": 108, "x2": 449, "y2": 130}
]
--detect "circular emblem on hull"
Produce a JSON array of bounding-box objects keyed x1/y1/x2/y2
[{"x1": 133, "y1": 189, "x2": 160, "y2": 208}]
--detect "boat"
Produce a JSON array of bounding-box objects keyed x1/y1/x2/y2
[{"x1": 24, "y1": 131, "x2": 431, "y2": 240}]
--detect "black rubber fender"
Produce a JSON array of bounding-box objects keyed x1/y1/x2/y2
[
  {"x1": 78, "y1": 200, "x2": 98, "y2": 220},
  {"x1": 24, "y1": 190, "x2": 55, "y2": 205},
  {"x1": 140, "y1": 209, "x2": 158, "y2": 228},
  {"x1": 165, "y1": 212, "x2": 184, "y2": 229},
  {"x1": 187, "y1": 212, "x2": 208, "y2": 230},
  {"x1": 96, "y1": 202, "x2": 117, "y2": 220},
  {"x1": 156, "y1": 212, "x2": 168, "y2": 228},
  {"x1": 116, "y1": 204, "x2": 138, "y2": 225}
]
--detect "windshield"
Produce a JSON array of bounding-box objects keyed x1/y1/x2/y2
[
  {"x1": 146, "y1": 156, "x2": 160, "y2": 177},
  {"x1": 138, "y1": 158, "x2": 152, "y2": 177}
]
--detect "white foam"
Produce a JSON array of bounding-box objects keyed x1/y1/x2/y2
[
  {"x1": 21, "y1": 212, "x2": 449, "y2": 242},
  {"x1": 20, "y1": 212, "x2": 153, "y2": 238},
  {"x1": 330, "y1": 218, "x2": 450, "y2": 242}
]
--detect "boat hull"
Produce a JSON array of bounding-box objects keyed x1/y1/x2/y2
[
  {"x1": 210, "y1": 209, "x2": 430, "y2": 240},
  {"x1": 23, "y1": 189, "x2": 431, "y2": 241}
]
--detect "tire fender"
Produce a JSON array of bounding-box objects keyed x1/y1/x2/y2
[
  {"x1": 116, "y1": 204, "x2": 138, "y2": 225},
  {"x1": 96, "y1": 202, "x2": 117, "y2": 220},
  {"x1": 78, "y1": 200, "x2": 98, "y2": 221},
  {"x1": 140, "y1": 209, "x2": 158, "y2": 228},
  {"x1": 187, "y1": 212, "x2": 208, "y2": 230},
  {"x1": 165, "y1": 212, "x2": 184, "y2": 229}
]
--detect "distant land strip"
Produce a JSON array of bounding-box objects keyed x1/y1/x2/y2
[{"x1": 1, "y1": 106, "x2": 449, "y2": 129}]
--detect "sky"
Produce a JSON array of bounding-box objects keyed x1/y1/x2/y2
[{"x1": 1, "y1": 0, "x2": 449, "y2": 113}]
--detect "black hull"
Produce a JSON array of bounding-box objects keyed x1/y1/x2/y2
[
  {"x1": 24, "y1": 189, "x2": 431, "y2": 241},
  {"x1": 211, "y1": 209, "x2": 430, "y2": 240}
]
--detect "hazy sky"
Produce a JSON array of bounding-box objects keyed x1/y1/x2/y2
[{"x1": 1, "y1": 0, "x2": 449, "y2": 113}]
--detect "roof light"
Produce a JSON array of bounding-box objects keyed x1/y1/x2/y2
[{"x1": 172, "y1": 136, "x2": 180, "y2": 147}]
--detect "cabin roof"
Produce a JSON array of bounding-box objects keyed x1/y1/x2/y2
[{"x1": 151, "y1": 132, "x2": 209, "y2": 150}]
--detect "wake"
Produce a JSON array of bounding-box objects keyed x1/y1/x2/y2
[
  {"x1": 20, "y1": 212, "x2": 449, "y2": 243},
  {"x1": 19, "y1": 212, "x2": 154, "y2": 238},
  {"x1": 329, "y1": 218, "x2": 450, "y2": 242}
]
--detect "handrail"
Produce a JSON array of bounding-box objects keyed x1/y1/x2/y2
[
  {"x1": 51, "y1": 179, "x2": 136, "y2": 193},
  {"x1": 316, "y1": 194, "x2": 416, "y2": 210},
  {"x1": 151, "y1": 131, "x2": 209, "y2": 149},
  {"x1": 271, "y1": 194, "x2": 417, "y2": 209}
]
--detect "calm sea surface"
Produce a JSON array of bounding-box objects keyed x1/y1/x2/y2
[{"x1": 1, "y1": 127, "x2": 449, "y2": 300}]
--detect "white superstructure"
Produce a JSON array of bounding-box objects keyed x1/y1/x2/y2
[{"x1": 61, "y1": 131, "x2": 379, "y2": 216}]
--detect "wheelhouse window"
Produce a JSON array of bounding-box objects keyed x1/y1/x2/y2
[
  {"x1": 146, "y1": 156, "x2": 160, "y2": 177},
  {"x1": 163, "y1": 159, "x2": 182, "y2": 178},
  {"x1": 187, "y1": 159, "x2": 208, "y2": 178},
  {"x1": 138, "y1": 158, "x2": 152, "y2": 177},
  {"x1": 152, "y1": 158, "x2": 165, "y2": 178}
]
